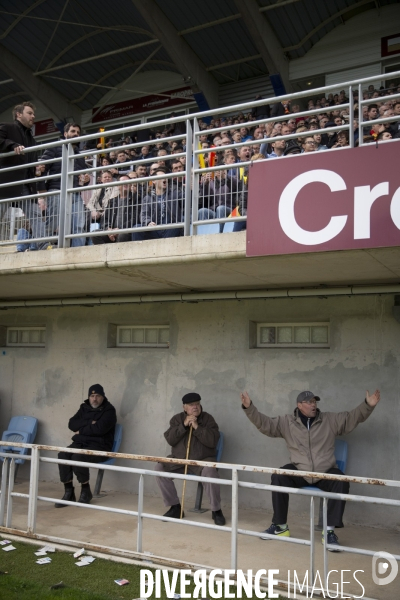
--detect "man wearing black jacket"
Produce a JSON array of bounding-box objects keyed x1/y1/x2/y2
[
  {"x1": 0, "y1": 101, "x2": 47, "y2": 248},
  {"x1": 55, "y1": 384, "x2": 117, "y2": 507},
  {"x1": 40, "y1": 122, "x2": 87, "y2": 247}
]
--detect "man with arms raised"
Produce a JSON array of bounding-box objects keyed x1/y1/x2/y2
[{"x1": 241, "y1": 388, "x2": 380, "y2": 548}]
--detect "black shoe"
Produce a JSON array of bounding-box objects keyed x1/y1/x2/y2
[
  {"x1": 212, "y1": 509, "x2": 226, "y2": 526},
  {"x1": 78, "y1": 485, "x2": 93, "y2": 504},
  {"x1": 322, "y1": 530, "x2": 342, "y2": 552},
  {"x1": 163, "y1": 504, "x2": 183, "y2": 519},
  {"x1": 260, "y1": 523, "x2": 290, "y2": 540},
  {"x1": 55, "y1": 487, "x2": 76, "y2": 508}
]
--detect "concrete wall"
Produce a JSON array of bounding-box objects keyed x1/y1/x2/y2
[{"x1": 0, "y1": 294, "x2": 399, "y2": 529}]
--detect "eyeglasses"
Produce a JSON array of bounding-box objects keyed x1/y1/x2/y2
[{"x1": 301, "y1": 399, "x2": 317, "y2": 405}]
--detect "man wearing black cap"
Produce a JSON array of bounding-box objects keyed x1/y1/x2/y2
[
  {"x1": 155, "y1": 392, "x2": 226, "y2": 525},
  {"x1": 55, "y1": 384, "x2": 117, "y2": 507},
  {"x1": 241, "y1": 388, "x2": 380, "y2": 548}
]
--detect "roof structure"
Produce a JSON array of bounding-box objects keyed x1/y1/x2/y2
[{"x1": 0, "y1": 0, "x2": 397, "y2": 120}]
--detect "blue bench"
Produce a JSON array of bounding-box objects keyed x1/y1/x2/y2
[
  {"x1": 93, "y1": 424, "x2": 123, "y2": 497},
  {"x1": 302, "y1": 439, "x2": 348, "y2": 530},
  {"x1": 190, "y1": 431, "x2": 224, "y2": 513},
  {"x1": 0, "y1": 416, "x2": 38, "y2": 479}
]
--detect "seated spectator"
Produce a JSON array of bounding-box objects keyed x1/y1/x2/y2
[
  {"x1": 331, "y1": 130, "x2": 349, "y2": 148},
  {"x1": 115, "y1": 150, "x2": 132, "y2": 175},
  {"x1": 313, "y1": 133, "x2": 328, "y2": 151},
  {"x1": 377, "y1": 131, "x2": 392, "y2": 142},
  {"x1": 132, "y1": 167, "x2": 183, "y2": 241},
  {"x1": 233, "y1": 153, "x2": 264, "y2": 233},
  {"x1": 93, "y1": 175, "x2": 140, "y2": 245},
  {"x1": 86, "y1": 170, "x2": 118, "y2": 229},
  {"x1": 240, "y1": 127, "x2": 253, "y2": 142},
  {"x1": 55, "y1": 384, "x2": 116, "y2": 507},
  {"x1": 302, "y1": 136, "x2": 316, "y2": 153},
  {"x1": 241, "y1": 388, "x2": 380, "y2": 548},
  {"x1": 232, "y1": 131, "x2": 241, "y2": 144},
  {"x1": 198, "y1": 166, "x2": 239, "y2": 232},
  {"x1": 268, "y1": 136, "x2": 286, "y2": 158}
]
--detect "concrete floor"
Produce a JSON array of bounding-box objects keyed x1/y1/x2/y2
[{"x1": 3, "y1": 478, "x2": 399, "y2": 599}]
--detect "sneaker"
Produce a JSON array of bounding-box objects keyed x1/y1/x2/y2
[
  {"x1": 54, "y1": 486, "x2": 76, "y2": 508},
  {"x1": 212, "y1": 509, "x2": 226, "y2": 526},
  {"x1": 78, "y1": 485, "x2": 93, "y2": 504},
  {"x1": 322, "y1": 530, "x2": 342, "y2": 552},
  {"x1": 260, "y1": 523, "x2": 290, "y2": 540},
  {"x1": 163, "y1": 504, "x2": 184, "y2": 519}
]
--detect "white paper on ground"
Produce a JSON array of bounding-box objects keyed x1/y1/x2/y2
[
  {"x1": 80, "y1": 556, "x2": 95, "y2": 564},
  {"x1": 35, "y1": 550, "x2": 48, "y2": 556},
  {"x1": 73, "y1": 548, "x2": 85, "y2": 558},
  {"x1": 0, "y1": 540, "x2": 11, "y2": 545},
  {"x1": 2, "y1": 545, "x2": 16, "y2": 552},
  {"x1": 36, "y1": 557, "x2": 52, "y2": 564},
  {"x1": 41, "y1": 545, "x2": 56, "y2": 553}
]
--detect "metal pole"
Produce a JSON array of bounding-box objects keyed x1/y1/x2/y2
[
  {"x1": 62, "y1": 143, "x2": 75, "y2": 248},
  {"x1": 9, "y1": 208, "x2": 16, "y2": 241},
  {"x1": 0, "y1": 459, "x2": 9, "y2": 526},
  {"x1": 137, "y1": 474, "x2": 144, "y2": 553},
  {"x1": 6, "y1": 458, "x2": 15, "y2": 528},
  {"x1": 183, "y1": 119, "x2": 192, "y2": 236},
  {"x1": 322, "y1": 497, "x2": 328, "y2": 593},
  {"x1": 58, "y1": 143, "x2": 68, "y2": 248},
  {"x1": 310, "y1": 496, "x2": 315, "y2": 585},
  {"x1": 27, "y1": 447, "x2": 39, "y2": 534},
  {"x1": 192, "y1": 118, "x2": 200, "y2": 235},
  {"x1": 348, "y1": 85, "x2": 354, "y2": 148},
  {"x1": 358, "y1": 84, "x2": 363, "y2": 147},
  {"x1": 231, "y1": 468, "x2": 238, "y2": 570}
]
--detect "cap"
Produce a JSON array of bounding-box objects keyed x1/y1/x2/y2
[
  {"x1": 182, "y1": 392, "x2": 201, "y2": 404},
  {"x1": 297, "y1": 391, "x2": 320, "y2": 403},
  {"x1": 88, "y1": 384, "x2": 105, "y2": 398}
]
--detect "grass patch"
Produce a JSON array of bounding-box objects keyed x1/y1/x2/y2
[
  {"x1": 0, "y1": 537, "x2": 281, "y2": 599},
  {"x1": 0, "y1": 539, "x2": 143, "y2": 599}
]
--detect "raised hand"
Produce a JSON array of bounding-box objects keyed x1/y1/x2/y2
[
  {"x1": 240, "y1": 391, "x2": 251, "y2": 408},
  {"x1": 366, "y1": 389, "x2": 381, "y2": 407}
]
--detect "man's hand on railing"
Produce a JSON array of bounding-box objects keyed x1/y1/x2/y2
[
  {"x1": 240, "y1": 391, "x2": 251, "y2": 408},
  {"x1": 366, "y1": 389, "x2": 380, "y2": 407},
  {"x1": 14, "y1": 145, "x2": 25, "y2": 155}
]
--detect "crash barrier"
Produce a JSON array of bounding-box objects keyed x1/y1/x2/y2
[{"x1": 0, "y1": 441, "x2": 399, "y2": 597}]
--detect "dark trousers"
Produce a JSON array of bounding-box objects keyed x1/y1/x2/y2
[
  {"x1": 132, "y1": 226, "x2": 183, "y2": 241},
  {"x1": 58, "y1": 442, "x2": 107, "y2": 484},
  {"x1": 271, "y1": 464, "x2": 349, "y2": 528}
]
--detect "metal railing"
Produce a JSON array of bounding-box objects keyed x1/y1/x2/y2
[
  {"x1": 0, "y1": 441, "x2": 399, "y2": 597},
  {"x1": 0, "y1": 70, "x2": 399, "y2": 250}
]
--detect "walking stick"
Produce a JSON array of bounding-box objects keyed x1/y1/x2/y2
[{"x1": 180, "y1": 425, "x2": 193, "y2": 519}]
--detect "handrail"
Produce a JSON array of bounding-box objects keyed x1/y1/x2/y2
[
  {"x1": 0, "y1": 70, "x2": 399, "y2": 250},
  {"x1": 0, "y1": 440, "x2": 399, "y2": 598}
]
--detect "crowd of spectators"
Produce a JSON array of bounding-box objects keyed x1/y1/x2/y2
[{"x1": 5, "y1": 81, "x2": 400, "y2": 249}]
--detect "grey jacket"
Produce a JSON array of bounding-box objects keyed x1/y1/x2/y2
[{"x1": 244, "y1": 400, "x2": 375, "y2": 483}]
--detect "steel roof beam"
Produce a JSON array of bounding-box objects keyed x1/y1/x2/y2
[
  {"x1": 0, "y1": 43, "x2": 81, "y2": 122},
  {"x1": 132, "y1": 0, "x2": 219, "y2": 108},
  {"x1": 234, "y1": 0, "x2": 291, "y2": 92}
]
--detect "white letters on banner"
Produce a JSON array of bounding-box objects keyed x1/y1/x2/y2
[{"x1": 278, "y1": 169, "x2": 400, "y2": 246}]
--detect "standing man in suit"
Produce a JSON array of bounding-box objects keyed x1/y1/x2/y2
[{"x1": 0, "y1": 102, "x2": 47, "y2": 248}]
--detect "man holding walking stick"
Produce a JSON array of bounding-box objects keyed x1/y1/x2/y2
[{"x1": 155, "y1": 392, "x2": 226, "y2": 525}]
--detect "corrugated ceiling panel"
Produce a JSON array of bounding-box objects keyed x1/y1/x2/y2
[{"x1": 219, "y1": 76, "x2": 274, "y2": 108}]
